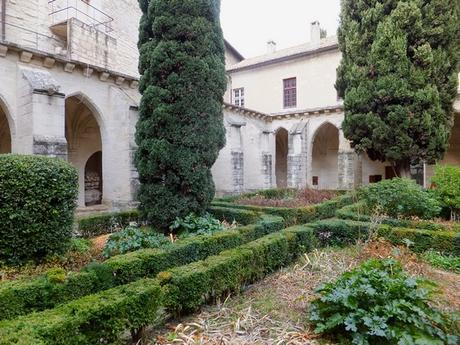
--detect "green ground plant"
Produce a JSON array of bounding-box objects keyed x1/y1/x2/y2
[
  {"x1": 103, "y1": 227, "x2": 171, "y2": 258},
  {"x1": 309, "y1": 258, "x2": 458, "y2": 345},
  {"x1": 171, "y1": 213, "x2": 224, "y2": 237},
  {"x1": 423, "y1": 250, "x2": 460, "y2": 274}
]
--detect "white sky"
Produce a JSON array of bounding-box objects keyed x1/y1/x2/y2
[{"x1": 220, "y1": 0, "x2": 341, "y2": 58}]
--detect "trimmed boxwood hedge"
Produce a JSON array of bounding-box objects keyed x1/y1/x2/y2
[
  {"x1": 208, "y1": 206, "x2": 260, "y2": 225},
  {"x1": 0, "y1": 225, "x2": 313, "y2": 344},
  {"x1": 309, "y1": 218, "x2": 460, "y2": 255},
  {"x1": 159, "y1": 225, "x2": 316, "y2": 315},
  {"x1": 336, "y1": 203, "x2": 451, "y2": 231},
  {"x1": 378, "y1": 226, "x2": 460, "y2": 255},
  {"x1": 0, "y1": 279, "x2": 163, "y2": 345},
  {"x1": 76, "y1": 210, "x2": 141, "y2": 237},
  {"x1": 0, "y1": 214, "x2": 284, "y2": 321},
  {"x1": 212, "y1": 194, "x2": 353, "y2": 226},
  {"x1": 0, "y1": 155, "x2": 78, "y2": 264}
]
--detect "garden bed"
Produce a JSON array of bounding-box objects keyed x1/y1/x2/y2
[
  {"x1": 148, "y1": 241, "x2": 460, "y2": 344},
  {"x1": 222, "y1": 188, "x2": 339, "y2": 208}
]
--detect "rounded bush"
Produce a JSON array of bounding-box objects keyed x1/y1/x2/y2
[
  {"x1": 0, "y1": 154, "x2": 78, "y2": 264},
  {"x1": 358, "y1": 178, "x2": 441, "y2": 220}
]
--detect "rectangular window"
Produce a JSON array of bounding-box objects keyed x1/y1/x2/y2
[
  {"x1": 283, "y1": 77, "x2": 297, "y2": 108},
  {"x1": 233, "y1": 88, "x2": 245, "y2": 107}
]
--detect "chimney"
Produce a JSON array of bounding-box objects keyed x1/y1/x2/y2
[
  {"x1": 310, "y1": 21, "x2": 321, "y2": 45},
  {"x1": 267, "y1": 40, "x2": 277, "y2": 54}
]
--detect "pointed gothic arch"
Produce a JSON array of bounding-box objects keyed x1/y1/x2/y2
[
  {"x1": 65, "y1": 93, "x2": 104, "y2": 207},
  {"x1": 311, "y1": 122, "x2": 339, "y2": 189},
  {"x1": 0, "y1": 96, "x2": 13, "y2": 154}
]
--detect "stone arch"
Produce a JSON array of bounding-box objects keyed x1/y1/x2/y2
[
  {"x1": 311, "y1": 122, "x2": 339, "y2": 189},
  {"x1": 65, "y1": 93, "x2": 104, "y2": 207},
  {"x1": 441, "y1": 112, "x2": 460, "y2": 166},
  {"x1": 0, "y1": 96, "x2": 14, "y2": 154},
  {"x1": 275, "y1": 127, "x2": 289, "y2": 188}
]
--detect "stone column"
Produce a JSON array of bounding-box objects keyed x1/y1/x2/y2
[
  {"x1": 228, "y1": 121, "x2": 246, "y2": 194},
  {"x1": 288, "y1": 121, "x2": 308, "y2": 188},
  {"x1": 338, "y1": 129, "x2": 358, "y2": 190},
  {"x1": 18, "y1": 68, "x2": 67, "y2": 159},
  {"x1": 261, "y1": 130, "x2": 273, "y2": 189}
]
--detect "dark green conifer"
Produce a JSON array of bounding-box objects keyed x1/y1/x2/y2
[
  {"x1": 337, "y1": 0, "x2": 460, "y2": 176},
  {"x1": 136, "y1": 0, "x2": 227, "y2": 230}
]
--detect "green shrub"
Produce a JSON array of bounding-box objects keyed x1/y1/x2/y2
[
  {"x1": 309, "y1": 259, "x2": 458, "y2": 344},
  {"x1": 378, "y1": 225, "x2": 460, "y2": 255},
  {"x1": 431, "y1": 165, "x2": 460, "y2": 220},
  {"x1": 159, "y1": 225, "x2": 316, "y2": 315},
  {"x1": 209, "y1": 206, "x2": 260, "y2": 225},
  {"x1": 0, "y1": 278, "x2": 163, "y2": 345},
  {"x1": 336, "y1": 203, "x2": 448, "y2": 231},
  {"x1": 103, "y1": 226, "x2": 171, "y2": 258},
  {"x1": 171, "y1": 213, "x2": 224, "y2": 237},
  {"x1": 212, "y1": 194, "x2": 354, "y2": 226},
  {"x1": 358, "y1": 178, "x2": 441, "y2": 220},
  {"x1": 310, "y1": 219, "x2": 370, "y2": 247},
  {"x1": 0, "y1": 215, "x2": 284, "y2": 321},
  {"x1": 423, "y1": 251, "x2": 460, "y2": 274},
  {"x1": 0, "y1": 155, "x2": 78, "y2": 264},
  {"x1": 77, "y1": 210, "x2": 141, "y2": 237}
]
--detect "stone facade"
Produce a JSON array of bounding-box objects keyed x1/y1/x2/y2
[{"x1": 0, "y1": 1, "x2": 459, "y2": 209}]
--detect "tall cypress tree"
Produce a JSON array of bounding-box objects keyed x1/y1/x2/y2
[
  {"x1": 136, "y1": 0, "x2": 227, "y2": 230},
  {"x1": 337, "y1": 0, "x2": 460, "y2": 176}
]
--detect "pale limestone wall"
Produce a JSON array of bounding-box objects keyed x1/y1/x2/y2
[
  {"x1": 0, "y1": 51, "x2": 138, "y2": 209},
  {"x1": 227, "y1": 50, "x2": 341, "y2": 113},
  {"x1": 3, "y1": 0, "x2": 140, "y2": 76}
]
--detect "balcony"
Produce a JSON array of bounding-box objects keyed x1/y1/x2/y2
[{"x1": 48, "y1": 0, "x2": 113, "y2": 40}]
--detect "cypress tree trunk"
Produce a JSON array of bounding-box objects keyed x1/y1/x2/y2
[{"x1": 135, "y1": 0, "x2": 227, "y2": 231}]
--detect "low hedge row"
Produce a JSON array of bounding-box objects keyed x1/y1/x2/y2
[
  {"x1": 212, "y1": 194, "x2": 353, "y2": 226},
  {"x1": 0, "y1": 225, "x2": 314, "y2": 344},
  {"x1": 208, "y1": 206, "x2": 260, "y2": 225},
  {"x1": 378, "y1": 226, "x2": 460, "y2": 255},
  {"x1": 0, "y1": 279, "x2": 163, "y2": 345},
  {"x1": 309, "y1": 219, "x2": 460, "y2": 255},
  {"x1": 76, "y1": 210, "x2": 141, "y2": 237},
  {"x1": 0, "y1": 214, "x2": 284, "y2": 321},
  {"x1": 336, "y1": 203, "x2": 458, "y2": 232},
  {"x1": 157, "y1": 224, "x2": 316, "y2": 315}
]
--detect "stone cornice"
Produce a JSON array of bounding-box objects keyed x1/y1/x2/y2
[
  {"x1": 0, "y1": 41, "x2": 139, "y2": 89},
  {"x1": 223, "y1": 102, "x2": 344, "y2": 122}
]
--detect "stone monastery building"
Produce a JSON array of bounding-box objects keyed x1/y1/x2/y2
[{"x1": 0, "y1": 0, "x2": 459, "y2": 210}]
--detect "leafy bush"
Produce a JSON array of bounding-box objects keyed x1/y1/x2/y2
[
  {"x1": 422, "y1": 251, "x2": 460, "y2": 274},
  {"x1": 103, "y1": 227, "x2": 170, "y2": 258},
  {"x1": 358, "y1": 178, "x2": 441, "y2": 220},
  {"x1": 0, "y1": 155, "x2": 78, "y2": 264},
  {"x1": 77, "y1": 210, "x2": 141, "y2": 237},
  {"x1": 309, "y1": 259, "x2": 458, "y2": 345},
  {"x1": 431, "y1": 165, "x2": 460, "y2": 220},
  {"x1": 170, "y1": 213, "x2": 224, "y2": 237}
]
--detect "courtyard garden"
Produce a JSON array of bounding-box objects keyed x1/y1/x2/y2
[{"x1": 1, "y1": 154, "x2": 460, "y2": 344}]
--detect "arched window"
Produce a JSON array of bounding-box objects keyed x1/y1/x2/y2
[{"x1": 275, "y1": 128, "x2": 289, "y2": 188}]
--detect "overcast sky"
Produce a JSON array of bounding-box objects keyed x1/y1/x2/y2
[{"x1": 220, "y1": 0, "x2": 341, "y2": 58}]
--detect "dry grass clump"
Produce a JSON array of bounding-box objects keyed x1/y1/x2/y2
[{"x1": 236, "y1": 188, "x2": 337, "y2": 208}]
